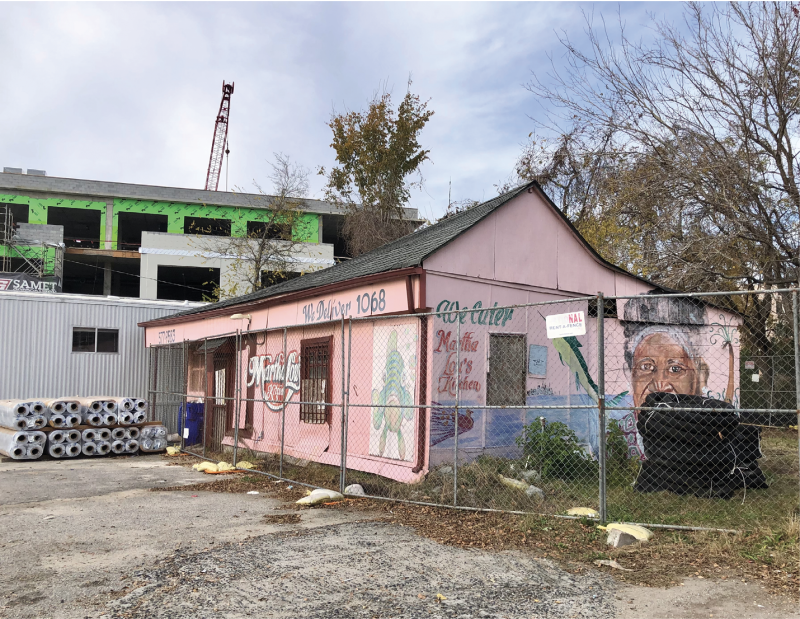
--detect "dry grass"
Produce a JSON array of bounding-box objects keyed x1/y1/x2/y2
[{"x1": 159, "y1": 453, "x2": 799, "y2": 599}]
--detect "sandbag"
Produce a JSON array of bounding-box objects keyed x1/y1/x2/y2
[{"x1": 296, "y1": 488, "x2": 344, "y2": 506}]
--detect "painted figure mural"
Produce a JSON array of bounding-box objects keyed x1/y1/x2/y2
[
  {"x1": 611, "y1": 296, "x2": 740, "y2": 461},
  {"x1": 369, "y1": 326, "x2": 418, "y2": 462},
  {"x1": 426, "y1": 292, "x2": 765, "y2": 497}
]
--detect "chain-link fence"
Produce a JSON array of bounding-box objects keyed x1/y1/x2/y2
[{"x1": 147, "y1": 288, "x2": 800, "y2": 531}]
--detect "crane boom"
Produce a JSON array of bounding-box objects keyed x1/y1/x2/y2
[{"x1": 204, "y1": 81, "x2": 234, "y2": 192}]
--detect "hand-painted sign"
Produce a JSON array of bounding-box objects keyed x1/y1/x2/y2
[
  {"x1": 157, "y1": 329, "x2": 176, "y2": 344},
  {"x1": 301, "y1": 287, "x2": 394, "y2": 324},
  {"x1": 435, "y1": 300, "x2": 514, "y2": 325},
  {"x1": 546, "y1": 311, "x2": 586, "y2": 338},
  {"x1": 302, "y1": 298, "x2": 353, "y2": 324},
  {"x1": 247, "y1": 351, "x2": 301, "y2": 411},
  {"x1": 433, "y1": 329, "x2": 482, "y2": 396}
]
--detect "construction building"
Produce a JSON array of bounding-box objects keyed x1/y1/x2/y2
[{"x1": 0, "y1": 168, "x2": 417, "y2": 301}]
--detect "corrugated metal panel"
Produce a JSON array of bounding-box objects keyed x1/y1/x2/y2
[{"x1": 0, "y1": 293, "x2": 201, "y2": 401}]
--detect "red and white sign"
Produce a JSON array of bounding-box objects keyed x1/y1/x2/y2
[
  {"x1": 546, "y1": 311, "x2": 586, "y2": 338},
  {"x1": 0, "y1": 279, "x2": 10, "y2": 291}
]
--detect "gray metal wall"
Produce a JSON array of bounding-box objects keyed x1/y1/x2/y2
[{"x1": 0, "y1": 292, "x2": 200, "y2": 400}]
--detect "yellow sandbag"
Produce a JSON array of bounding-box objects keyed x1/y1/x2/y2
[
  {"x1": 166, "y1": 446, "x2": 181, "y2": 456},
  {"x1": 498, "y1": 474, "x2": 529, "y2": 491},
  {"x1": 192, "y1": 461, "x2": 219, "y2": 473},
  {"x1": 237, "y1": 461, "x2": 256, "y2": 470},
  {"x1": 296, "y1": 488, "x2": 344, "y2": 505},
  {"x1": 216, "y1": 461, "x2": 235, "y2": 472},
  {"x1": 602, "y1": 522, "x2": 653, "y2": 541},
  {"x1": 567, "y1": 507, "x2": 600, "y2": 518}
]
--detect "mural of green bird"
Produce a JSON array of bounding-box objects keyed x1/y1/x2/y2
[{"x1": 371, "y1": 330, "x2": 415, "y2": 460}]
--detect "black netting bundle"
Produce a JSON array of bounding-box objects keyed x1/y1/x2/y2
[{"x1": 634, "y1": 393, "x2": 768, "y2": 499}]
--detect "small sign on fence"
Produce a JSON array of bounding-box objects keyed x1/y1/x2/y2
[{"x1": 545, "y1": 311, "x2": 586, "y2": 338}]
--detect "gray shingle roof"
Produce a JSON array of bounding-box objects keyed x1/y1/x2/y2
[{"x1": 163, "y1": 183, "x2": 535, "y2": 320}]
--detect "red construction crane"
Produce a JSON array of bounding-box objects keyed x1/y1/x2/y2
[{"x1": 204, "y1": 81, "x2": 234, "y2": 192}]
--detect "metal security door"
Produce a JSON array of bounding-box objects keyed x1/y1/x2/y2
[
  {"x1": 486, "y1": 334, "x2": 527, "y2": 406},
  {"x1": 206, "y1": 351, "x2": 234, "y2": 453}
]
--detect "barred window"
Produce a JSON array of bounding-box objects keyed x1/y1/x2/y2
[{"x1": 300, "y1": 336, "x2": 332, "y2": 423}]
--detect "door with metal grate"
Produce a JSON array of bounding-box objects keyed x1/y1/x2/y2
[{"x1": 486, "y1": 334, "x2": 527, "y2": 406}]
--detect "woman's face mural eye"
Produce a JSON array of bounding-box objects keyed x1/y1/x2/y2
[
  {"x1": 632, "y1": 333, "x2": 698, "y2": 407},
  {"x1": 636, "y1": 360, "x2": 657, "y2": 373}
]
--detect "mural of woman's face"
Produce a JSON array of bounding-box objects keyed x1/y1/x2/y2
[{"x1": 631, "y1": 333, "x2": 699, "y2": 407}]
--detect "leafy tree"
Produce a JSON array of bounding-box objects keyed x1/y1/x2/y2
[{"x1": 320, "y1": 80, "x2": 434, "y2": 257}]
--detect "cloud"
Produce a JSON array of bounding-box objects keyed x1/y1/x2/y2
[{"x1": 0, "y1": 2, "x2": 684, "y2": 219}]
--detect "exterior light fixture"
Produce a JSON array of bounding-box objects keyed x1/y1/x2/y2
[{"x1": 230, "y1": 313, "x2": 252, "y2": 330}]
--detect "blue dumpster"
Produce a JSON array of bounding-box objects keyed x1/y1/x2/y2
[{"x1": 180, "y1": 403, "x2": 204, "y2": 445}]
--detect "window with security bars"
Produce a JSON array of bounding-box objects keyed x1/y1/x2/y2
[{"x1": 300, "y1": 336, "x2": 332, "y2": 423}]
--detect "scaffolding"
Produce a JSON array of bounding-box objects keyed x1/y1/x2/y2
[{"x1": 0, "y1": 204, "x2": 64, "y2": 283}]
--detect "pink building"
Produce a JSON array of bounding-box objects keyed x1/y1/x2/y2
[{"x1": 141, "y1": 182, "x2": 741, "y2": 483}]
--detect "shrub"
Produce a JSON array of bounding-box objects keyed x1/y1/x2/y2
[{"x1": 516, "y1": 419, "x2": 597, "y2": 481}]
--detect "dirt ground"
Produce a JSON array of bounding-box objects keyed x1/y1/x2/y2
[{"x1": 0, "y1": 455, "x2": 796, "y2": 619}]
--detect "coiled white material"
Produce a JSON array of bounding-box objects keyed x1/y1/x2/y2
[
  {"x1": 95, "y1": 440, "x2": 111, "y2": 455},
  {"x1": 95, "y1": 428, "x2": 111, "y2": 441},
  {"x1": 0, "y1": 429, "x2": 46, "y2": 459},
  {"x1": 81, "y1": 429, "x2": 97, "y2": 442},
  {"x1": 111, "y1": 428, "x2": 126, "y2": 440}
]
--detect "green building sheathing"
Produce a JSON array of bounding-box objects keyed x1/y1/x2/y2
[
  {"x1": 0, "y1": 194, "x2": 106, "y2": 261},
  {"x1": 112, "y1": 199, "x2": 319, "y2": 248},
  {"x1": 0, "y1": 193, "x2": 320, "y2": 254}
]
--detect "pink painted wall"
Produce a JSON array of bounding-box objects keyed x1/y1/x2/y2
[
  {"x1": 423, "y1": 188, "x2": 651, "y2": 297},
  {"x1": 419, "y1": 190, "x2": 741, "y2": 464},
  {"x1": 145, "y1": 277, "x2": 413, "y2": 347},
  {"x1": 220, "y1": 316, "x2": 426, "y2": 483}
]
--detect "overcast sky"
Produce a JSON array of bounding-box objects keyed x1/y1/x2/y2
[{"x1": 0, "y1": 2, "x2": 686, "y2": 221}]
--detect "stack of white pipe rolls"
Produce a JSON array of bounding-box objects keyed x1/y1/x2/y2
[{"x1": 0, "y1": 397, "x2": 163, "y2": 460}]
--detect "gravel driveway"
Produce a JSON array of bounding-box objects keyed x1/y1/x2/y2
[{"x1": 109, "y1": 520, "x2": 614, "y2": 619}]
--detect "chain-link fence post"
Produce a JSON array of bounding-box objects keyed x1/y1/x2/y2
[
  {"x1": 279, "y1": 327, "x2": 288, "y2": 479},
  {"x1": 203, "y1": 336, "x2": 208, "y2": 460},
  {"x1": 793, "y1": 288, "x2": 800, "y2": 509},
  {"x1": 232, "y1": 329, "x2": 241, "y2": 467},
  {"x1": 182, "y1": 339, "x2": 188, "y2": 451},
  {"x1": 453, "y1": 313, "x2": 461, "y2": 506},
  {"x1": 597, "y1": 292, "x2": 607, "y2": 523},
  {"x1": 150, "y1": 345, "x2": 159, "y2": 425},
  {"x1": 339, "y1": 317, "x2": 346, "y2": 493},
  {"x1": 342, "y1": 319, "x2": 352, "y2": 493}
]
